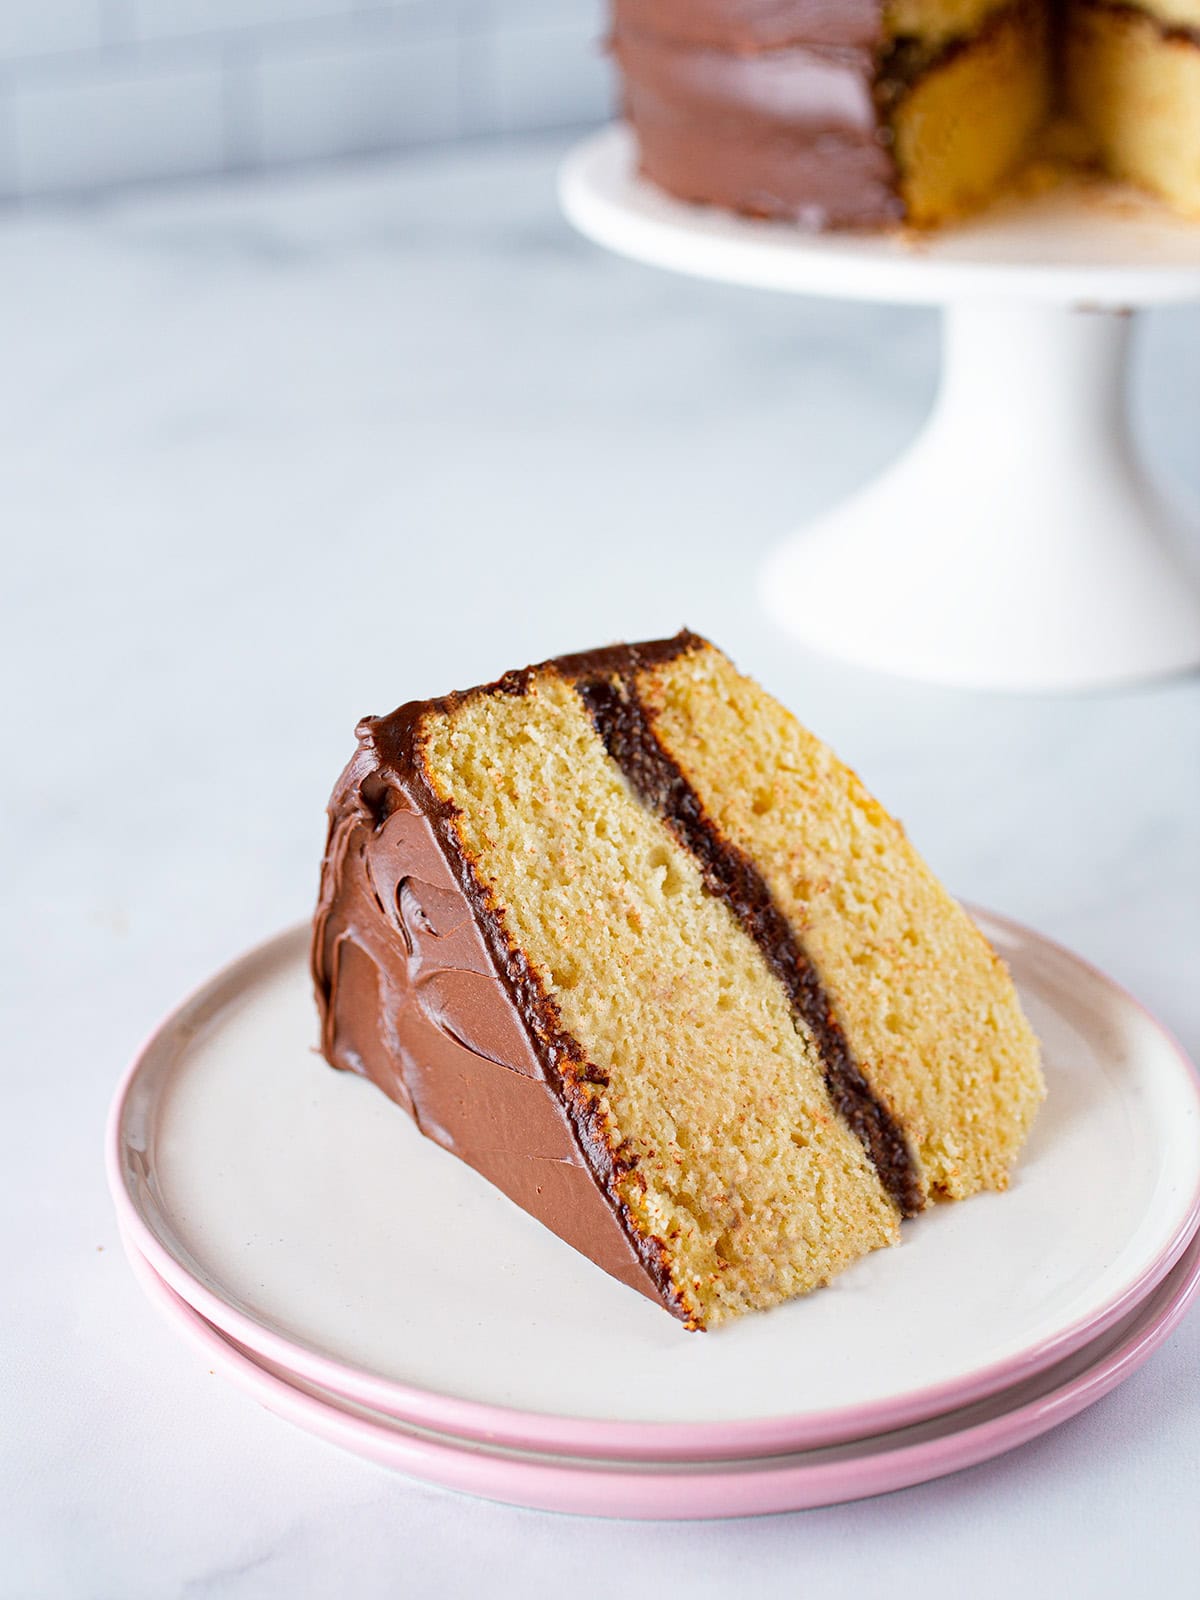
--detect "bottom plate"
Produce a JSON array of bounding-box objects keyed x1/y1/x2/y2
[
  {"x1": 108, "y1": 913, "x2": 1200, "y2": 1462},
  {"x1": 124, "y1": 1222, "x2": 1200, "y2": 1520}
]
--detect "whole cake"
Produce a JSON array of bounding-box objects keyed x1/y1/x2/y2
[
  {"x1": 610, "y1": 0, "x2": 1200, "y2": 228},
  {"x1": 313, "y1": 633, "x2": 1044, "y2": 1329}
]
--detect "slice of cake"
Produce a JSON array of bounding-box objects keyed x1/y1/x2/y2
[{"x1": 313, "y1": 633, "x2": 1044, "y2": 1329}]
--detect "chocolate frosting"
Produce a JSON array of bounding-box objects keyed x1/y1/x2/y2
[
  {"x1": 612, "y1": 0, "x2": 886, "y2": 52},
  {"x1": 611, "y1": 13, "x2": 905, "y2": 229},
  {"x1": 311, "y1": 649, "x2": 699, "y2": 1323}
]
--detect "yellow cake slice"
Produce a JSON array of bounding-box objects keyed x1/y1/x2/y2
[{"x1": 313, "y1": 632, "x2": 1044, "y2": 1329}]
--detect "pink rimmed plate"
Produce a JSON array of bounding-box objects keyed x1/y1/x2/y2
[
  {"x1": 107, "y1": 910, "x2": 1200, "y2": 1462},
  {"x1": 122, "y1": 1223, "x2": 1200, "y2": 1518}
]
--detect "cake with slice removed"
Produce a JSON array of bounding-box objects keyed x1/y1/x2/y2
[
  {"x1": 610, "y1": 0, "x2": 1200, "y2": 228},
  {"x1": 312, "y1": 632, "x2": 1044, "y2": 1329}
]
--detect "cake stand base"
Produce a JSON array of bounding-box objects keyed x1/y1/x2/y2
[
  {"x1": 561, "y1": 127, "x2": 1200, "y2": 692},
  {"x1": 761, "y1": 302, "x2": 1200, "y2": 692}
]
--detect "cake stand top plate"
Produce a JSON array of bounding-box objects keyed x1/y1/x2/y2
[{"x1": 559, "y1": 127, "x2": 1200, "y2": 308}]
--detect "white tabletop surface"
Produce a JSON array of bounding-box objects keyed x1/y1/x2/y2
[{"x1": 3, "y1": 133, "x2": 1199, "y2": 1600}]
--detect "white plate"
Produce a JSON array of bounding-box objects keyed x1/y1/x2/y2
[{"x1": 108, "y1": 911, "x2": 1200, "y2": 1460}]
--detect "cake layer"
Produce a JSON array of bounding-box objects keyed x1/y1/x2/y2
[
  {"x1": 889, "y1": 1, "x2": 1050, "y2": 224},
  {"x1": 886, "y1": 0, "x2": 1016, "y2": 47},
  {"x1": 1066, "y1": 1, "x2": 1200, "y2": 218},
  {"x1": 1127, "y1": 0, "x2": 1200, "y2": 29},
  {"x1": 632, "y1": 644, "x2": 1045, "y2": 1200}
]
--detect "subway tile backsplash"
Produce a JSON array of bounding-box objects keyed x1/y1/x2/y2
[
  {"x1": 15, "y1": 50, "x2": 227, "y2": 193},
  {"x1": 0, "y1": 2, "x2": 105, "y2": 64},
  {"x1": 256, "y1": 23, "x2": 463, "y2": 166},
  {"x1": 0, "y1": 0, "x2": 613, "y2": 200},
  {"x1": 128, "y1": 2, "x2": 359, "y2": 41},
  {"x1": 491, "y1": 9, "x2": 609, "y2": 136}
]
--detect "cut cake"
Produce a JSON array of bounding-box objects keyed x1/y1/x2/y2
[{"x1": 611, "y1": 0, "x2": 1200, "y2": 228}]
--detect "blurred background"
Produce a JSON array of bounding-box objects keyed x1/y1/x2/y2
[
  {"x1": 0, "y1": 0, "x2": 610, "y2": 199},
  {"x1": 4, "y1": 5, "x2": 1199, "y2": 1594}
]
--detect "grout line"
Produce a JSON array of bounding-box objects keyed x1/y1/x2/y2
[{"x1": 0, "y1": 84, "x2": 15, "y2": 200}]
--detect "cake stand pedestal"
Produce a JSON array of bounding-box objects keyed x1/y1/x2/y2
[{"x1": 559, "y1": 127, "x2": 1200, "y2": 692}]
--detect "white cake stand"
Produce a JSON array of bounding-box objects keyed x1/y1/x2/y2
[{"x1": 559, "y1": 126, "x2": 1200, "y2": 691}]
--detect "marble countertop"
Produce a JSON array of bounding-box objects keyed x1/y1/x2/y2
[{"x1": 4, "y1": 133, "x2": 1198, "y2": 1599}]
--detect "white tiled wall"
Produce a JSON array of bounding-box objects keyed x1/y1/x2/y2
[
  {"x1": 15, "y1": 53, "x2": 226, "y2": 192},
  {"x1": 0, "y1": 0, "x2": 612, "y2": 200},
  {"x1": 260, "y1": 25, "x2": 464, "y2": 165},
  {"x1": 491, "y1": 8, "x2": 609, "y2": 135},
  {"x1": 0, "y1": 1, "x2": 105, "y2": 62}
]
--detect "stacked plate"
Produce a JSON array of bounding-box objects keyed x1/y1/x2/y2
[{"x1": 107, "y1": 911, "x2": 1200, "y2": 1519}]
